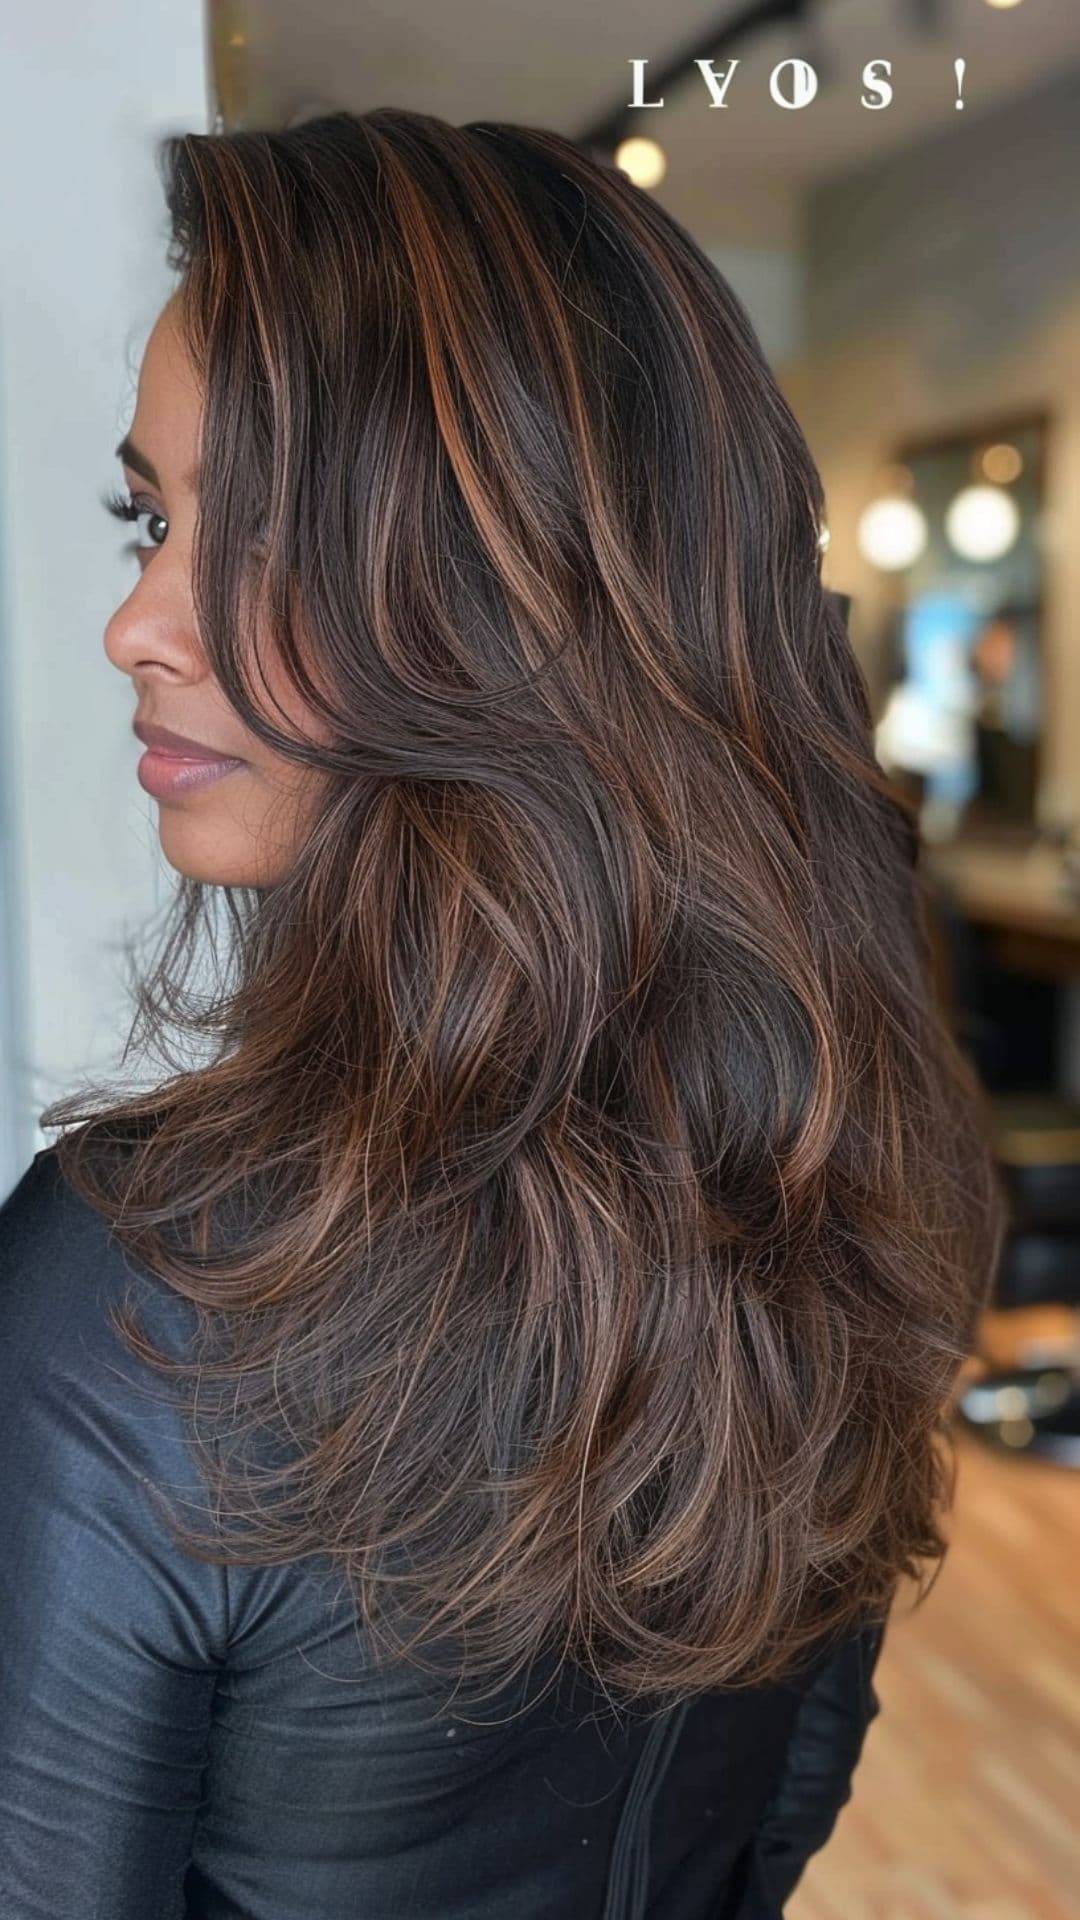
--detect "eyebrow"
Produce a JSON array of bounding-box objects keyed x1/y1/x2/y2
[{"x1": 115, "y1": 433, "x2": 200, "y2": 494}]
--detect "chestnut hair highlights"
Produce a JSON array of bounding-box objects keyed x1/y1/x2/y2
[{"x1": 44, "y1": 108, "x2": 1007, "y2": 1712}]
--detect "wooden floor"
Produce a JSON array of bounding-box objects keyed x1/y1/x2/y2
[{"x1": 790, "y1": 1310, "x2": 1080, "y2": 1920}]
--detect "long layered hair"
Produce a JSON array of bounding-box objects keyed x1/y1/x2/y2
[{"x1": 45, "y1": 107, "x2": 1007, "y2": 1712}]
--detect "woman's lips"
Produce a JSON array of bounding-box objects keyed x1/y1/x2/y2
[{"x1": 136, "y1": 748, "x2": 245, "y2": 799}]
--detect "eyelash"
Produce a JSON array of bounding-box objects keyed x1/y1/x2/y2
[
  {"x1": 101, "y1": 485, "x2": 272, "y2": 565},
  {"x1": 101, "y1": 486, "x2": 168, "y2": 553}
]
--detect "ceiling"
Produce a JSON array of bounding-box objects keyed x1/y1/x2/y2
[{"x1": 221, "y1": 0, "x2": 1080, "y2": 248}]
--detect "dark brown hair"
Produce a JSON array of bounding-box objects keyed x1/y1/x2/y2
[{"x1": 45, "y1": 107, "x2": 1007, "y2": 1714}]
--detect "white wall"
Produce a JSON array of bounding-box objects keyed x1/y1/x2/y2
[
  {"x1": 707, "y1": 244, "x2": 805, "y2": 373},
  {"x1": 0, "y1": 5, "x2": 211, "y2": 1195}
]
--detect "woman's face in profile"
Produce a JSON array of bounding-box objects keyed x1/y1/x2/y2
[{"x1": 104, "y1": 296, "x2": 326, "y2": 887}]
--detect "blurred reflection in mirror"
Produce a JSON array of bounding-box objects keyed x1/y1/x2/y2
[{"x1": 872, "y1": 414, "x2": 1047, "y2": 844}]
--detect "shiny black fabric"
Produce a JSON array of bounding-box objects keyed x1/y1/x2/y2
[{"x1": 1, "y1": 1148, "x2": 885, "y2": 1918}]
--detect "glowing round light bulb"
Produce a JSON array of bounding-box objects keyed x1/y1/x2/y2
[
  {"x1": 856, "y1": 496, "x2": 927, "y2": 572},
  {"x1": 980, "y1": 442, "x2": 1023, "y2": 485},
  {"x1": 614, "y1": 137, "x2": 667, "y2": 190},
  {"x1": 944, "y1": 484, "x2": 1020, "y2": 562}
]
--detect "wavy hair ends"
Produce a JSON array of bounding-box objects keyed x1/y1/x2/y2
[{"x1": 44, "y1": 106, "x2": 1008, "y2": 1714}]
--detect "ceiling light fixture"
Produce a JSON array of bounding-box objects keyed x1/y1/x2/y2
[{"x1": 614, "y1": 136, "x2": 667, "y2": 189}]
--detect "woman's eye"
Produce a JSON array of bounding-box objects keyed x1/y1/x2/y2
[{"x1": 101, "y1": 486, "x2": 168, "y2": 552}]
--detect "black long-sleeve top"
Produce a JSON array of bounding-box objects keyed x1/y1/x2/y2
[{"x1": 0, "y1": 1146, "x2": 884, "y2": 1918}]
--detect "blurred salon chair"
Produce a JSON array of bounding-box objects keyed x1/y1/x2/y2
[{"x1": 931, "y1": 887, "x2": 1080, "y2": 1466}]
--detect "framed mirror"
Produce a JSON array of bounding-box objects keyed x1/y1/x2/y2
[{"x1": 870, "y1": 410, "x2": 1049, "y2": 843}]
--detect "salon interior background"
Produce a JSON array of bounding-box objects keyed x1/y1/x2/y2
[{"x1": 1, "y1": 0, "x2": 1079, "y2": 1191}]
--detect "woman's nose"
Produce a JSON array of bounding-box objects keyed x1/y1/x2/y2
[{"x1": 103, "y1": 567, "x2": 204, "y2": 686}]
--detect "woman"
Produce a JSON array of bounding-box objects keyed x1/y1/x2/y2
[{"x1": 0, "y1": 108, "x2": 1006, "y2": 1917}]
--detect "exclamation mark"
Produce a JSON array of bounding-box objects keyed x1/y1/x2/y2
[{"x1": 954, "y1": 58, "x2": 966, "y2": 110}]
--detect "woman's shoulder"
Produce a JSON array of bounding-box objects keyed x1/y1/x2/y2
[
  {"x1": 0, "y1": 1143, "x2": 351, "y2": 1669},
  {"x1": 2, "y1": 1140, "x2": 102, "y2": 1261},
  {"x1": 1, "y1": 1136, "x2": 184, "y2": 1305},
  {"x1": 0, "y1": 1145, "x2": 236, "y2": 1654},
  {"x1": 0, "y1": 1141, "x2": 199, "y2": 1378}
]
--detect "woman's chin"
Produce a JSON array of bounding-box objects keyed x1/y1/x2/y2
[
  {"x1": 147, "y1": 765, "x2": 308, "y2": 887},
  {"x1": 153, "y1": 804, "x2": 273, "y2": 887}
]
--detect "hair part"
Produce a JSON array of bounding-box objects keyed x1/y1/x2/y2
[{"x1": 45, "y1": 106, "x2": 1008, "y2": 1716}]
